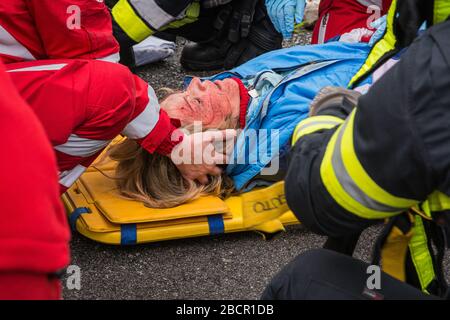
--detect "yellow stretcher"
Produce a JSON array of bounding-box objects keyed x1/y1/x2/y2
[{"x1": 62, "y1": 160, "x2": 299, "y2": 245}]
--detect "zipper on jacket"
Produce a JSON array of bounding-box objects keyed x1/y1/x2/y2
[{"x1": 246, "y1": 69, "x2": 277, "y2": 98}]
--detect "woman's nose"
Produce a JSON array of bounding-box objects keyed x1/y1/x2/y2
[{"x1": 191, "y1": 77, "x2": 203, "y2": 89}]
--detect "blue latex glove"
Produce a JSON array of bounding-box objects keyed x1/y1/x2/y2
[
  {"x1": 368, "y1": 15, "x2": 387, "y2": 47},
  {"x1": 265, "y1": 0, "x2": 305, "y2": 39}
]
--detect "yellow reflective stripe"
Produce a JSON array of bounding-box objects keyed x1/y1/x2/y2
[
  {"x1": 341, "y1": 111, "x2": 417, "y2": 209},
  {"x1": 409, "y1": 215, "x2": 435, "y2": 293},
  {"x1": 320, "y1": 109, "x2": 418, "y2": 219},
  {"x1": 348, "y1": 0, "x2": 398, "y2": 87},
  {"x1": 428, "y1": 191, "x2": 450, "y2": 211},
  {"x1": 291, "y1": 116, "x2": 343, "y2": 146},
  {"x1": 292, "y1": 122, "x2": 339, "y2": 142},
  {"x1": 320, "y1": 118, "x2": 393, "y2": 218},
  {"x1": 422, "y1": 190, "x2": 450, "y2": 214},
  {"x1": 168, "y1": 2, "x2": 200, "y2": 29},
  {"x1": 434, "y1": 0, "x2": 450, "y2": 25},
  {"x1": 112, "y1": 0, "x2": 153, "y2": 43}
]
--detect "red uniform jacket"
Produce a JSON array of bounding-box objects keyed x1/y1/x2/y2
[
  {"x1": 0, "y1": 61, "x2": 70, "y2": 298},
  {"x1": 0, "y1": 0, "x2": 119, "y2": 64}
]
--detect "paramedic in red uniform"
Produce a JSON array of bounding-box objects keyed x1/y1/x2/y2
[
  {"x1": 0, "y1": 61, "x2": 70, "y2": 299},
  {"x1": 1, "y1": 0, "x2": 232, "y2": 189}
]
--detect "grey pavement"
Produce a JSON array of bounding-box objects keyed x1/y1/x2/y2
[
  {"x1": 64, "y1": 224, "x2": 383, "y2": 299},
  {"x1": 62, "y1": 32, "x2": 450, "y2": 300}
]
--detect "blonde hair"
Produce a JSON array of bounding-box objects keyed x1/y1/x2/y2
[{"x1": 106, "y1": 138, "x2": 234, "y2": 209}]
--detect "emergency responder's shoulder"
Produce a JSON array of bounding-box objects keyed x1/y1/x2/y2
[
  {"x1": 354, "y1": 21, "x2": 450, "y2": 201},
  {"x1": 413, "y1": 21, "x2": 450, "y2": 196}
]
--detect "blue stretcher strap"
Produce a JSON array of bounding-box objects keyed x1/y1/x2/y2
[
  {"x1": 208, "y1": 215, "x2": 225, "y2": 235},
  {"x1": 121, "y1": 224, "x2": 137, "y2": 245},
  {"x1": 69, "y1": 207, "x2": 90, "y2": 231}
]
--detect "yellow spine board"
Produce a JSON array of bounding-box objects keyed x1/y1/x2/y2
[{"x1": 63, "y1": 173, "x2": 300, "y2": 245}]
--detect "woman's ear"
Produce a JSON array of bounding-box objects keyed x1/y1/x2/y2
[
  {"x1": 159, "y1": 92, "x2": 186, "y2": 118},
  {"x1": 157, "y1": 87, "x2": 176, "y2": 101}
]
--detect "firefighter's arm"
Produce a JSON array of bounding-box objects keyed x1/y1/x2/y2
[
  {"x1": 112, "y1": 0, "x2": 199, "y2": 44},
  {"x1": 27, "y1": 0, "x2": 120, "y2": 61},
  {"x1": 285, "y1": 28, "x2": 450, "y2": 237},
  {"x1": 286, "y1": 108, "x2": 420, "y2": 237},
  {"x1": 285, "y1": 87, "x2": 391, "y2": 237}
]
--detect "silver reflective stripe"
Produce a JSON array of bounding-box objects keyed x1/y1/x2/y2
[
  {"x1": 54, "y1": 134, "x2": 111, "y2": 157},
  {"x1": 331, "y1": 120, "x2": 402, "y2": 213},
  {"x1": 122, "y1": 86, "x2": 160, "y2": 139},
  {"x1": 59, "y1": 165, "x2": 87, "y2": 188},
  {"x1": 97, "y1": 52, "x2": 121, "y2": 63},
  {"x1": 317, "y1": 13, "x2": 329, "y2": 44},
  {"x1": 0, "y1": 25, "x2": 35, "y2": 61},
  {"x1": 129, "y1": 0, "x2": 176, "y2": 29},
  {"x1": 7, "y1": 63, "x2": 68, "y2": 73}
]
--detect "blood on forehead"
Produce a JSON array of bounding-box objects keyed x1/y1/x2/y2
[{"x1": 184, "y1": 82, "x2": 235, "y2": 128}]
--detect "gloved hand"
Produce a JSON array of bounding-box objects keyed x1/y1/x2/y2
[
  {"x1": 213, "y1": 0, "x2": 259, "y2": 43},
  {"x1": 133, "y1": 36, "x2": 176, "y2": 67},
  {"x1": 265, "y1": 0, "x2": 305, "y2": 39},
  {"x1": 309, "y1": 86, "x2": 361, "y2": 118},
  {"x1": 171, "y1": 129, "x2": 237, "y2": 184},
  {"x1": 368, "y1": 15, "x2": 387, "y2": 47}
]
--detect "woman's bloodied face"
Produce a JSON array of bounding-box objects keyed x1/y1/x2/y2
[{"x1": 160, "y1": 77, "x2": 241, "y2": 129}]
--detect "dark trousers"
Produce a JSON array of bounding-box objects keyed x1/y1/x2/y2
[{"x1": 261, "y1": 249, "x2": 439, "y2": 300}]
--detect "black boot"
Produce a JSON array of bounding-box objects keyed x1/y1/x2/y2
[
  {"x1": 180, "y1": 40, "x2": 232, "y2": 71},
  {"x1": 223, "y1": 13, "x2": 283, "y2": 69},
  {"x1": 180, "y1": 1, "x2": 282, "y2": 71}
]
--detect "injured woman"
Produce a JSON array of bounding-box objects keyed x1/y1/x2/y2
[{"x1": 107, "y1": 36, "x2": 378, "y2": 208}]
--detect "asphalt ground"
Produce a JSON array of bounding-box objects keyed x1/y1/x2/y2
[{"x1": 62, "y1": 32, "x2": 450, "y2": 300}]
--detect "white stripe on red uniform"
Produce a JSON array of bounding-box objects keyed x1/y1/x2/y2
[
  {"x1": 97, "y1": 52, "x2": 121, "y2": 63},
  {"x1": 122, "y1": 86, "x2": 160, "y2": 139},
  {"x1": 59, "y1": 164, "x2": 87, "y2": 188},
  {"x1": 7, "y1": 63, "x2": 67, "y2": 72},
  {"x1": 54, "y1": 134, "x2": 111, "y2": 157},
  {"x1": 0, "y1": 25, "x2": 35, "y2": 61}
]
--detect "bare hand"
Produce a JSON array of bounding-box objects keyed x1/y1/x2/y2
[{"x1": 171, "y1": 129, "x2": 237, "y2": 184}]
